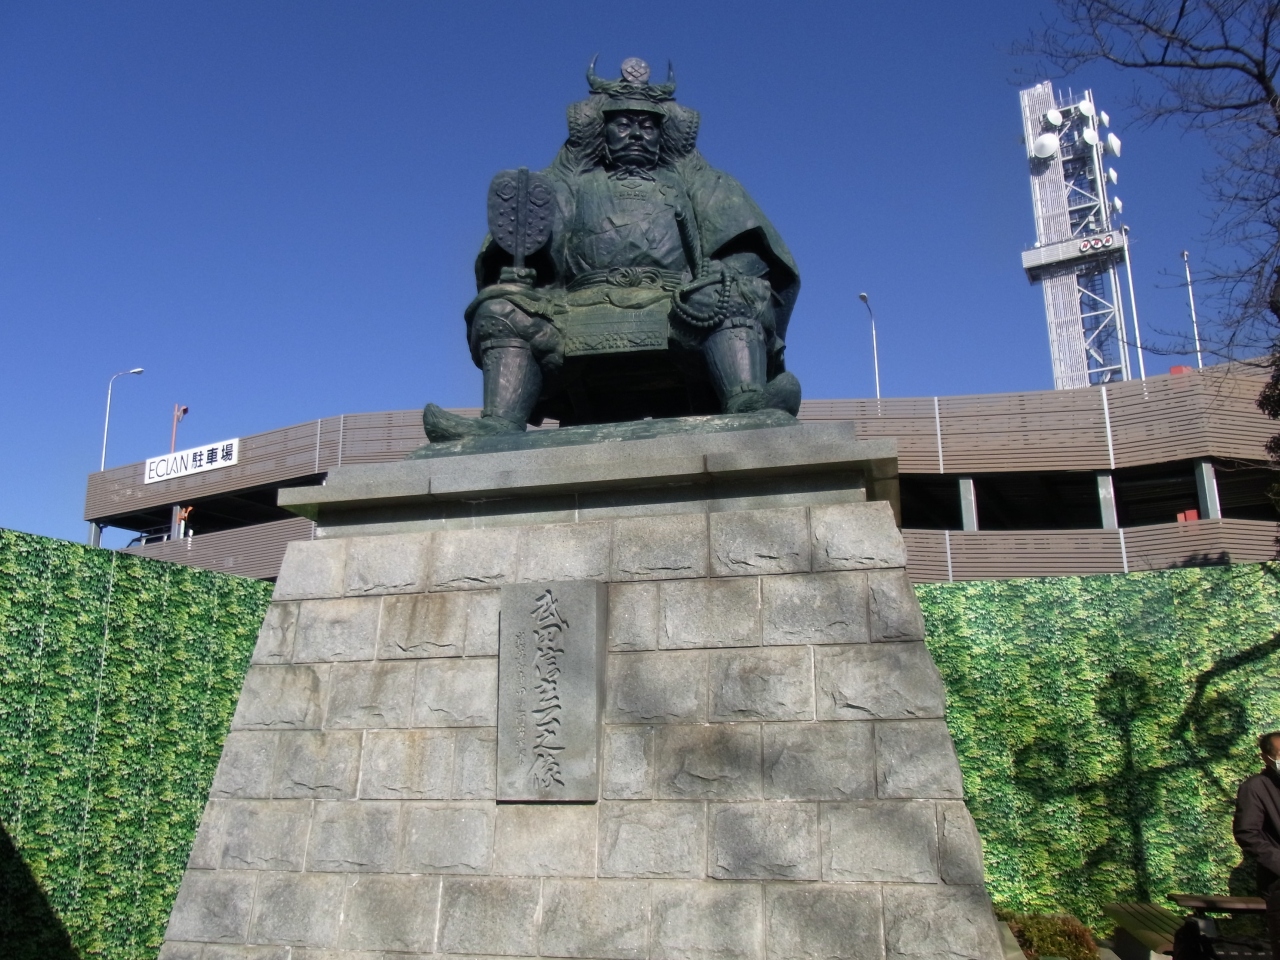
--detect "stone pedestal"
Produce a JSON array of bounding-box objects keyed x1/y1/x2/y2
[{"x1": 161, "y1": 418, "x2": 1002, "y2": 960}]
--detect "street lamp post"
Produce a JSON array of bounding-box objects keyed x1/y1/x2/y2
[
  {"x1": 858, "y1": 292, "x2": 881, "y2": 401},
  {"x1": 90, "y1": 367, "x2": 144, "y2": 546},
  {"x1": 1182, "y1": 251, "x2": 1204, "y2": 369}
]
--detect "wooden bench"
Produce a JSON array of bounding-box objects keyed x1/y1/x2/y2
[
  {"x1": 1167, "y1": 895, "x2": 1270, "y2": 960},
  {"x1": 1103, "y1": 902, "x2": 1185, "y2": 960},
  {"x1": 1166, "y1": 895, "x2": 1267, "y2": 916}
]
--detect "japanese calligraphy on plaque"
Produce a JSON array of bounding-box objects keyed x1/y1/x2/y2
[{"x1": 497, "y1": 580, "x2": 607, "y2": 802}]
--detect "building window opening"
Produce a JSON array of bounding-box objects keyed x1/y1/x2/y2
[
  {"x1": 1113, "y1": 461, "x2": 1199, "y2": 526},
  {"x1": 972, "y1": 471, "x2": 1102, "y2": 530},
  {"x1": 1214, "y1": 462, "x2": 1279, "y2": 522},
  {"x1": 900, "y1": 475, "x2": 963, "y2": 530}
]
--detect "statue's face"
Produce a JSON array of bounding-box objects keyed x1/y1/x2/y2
[{"x1": 604, "y1": 111, "x2": 661, "y2": 169}]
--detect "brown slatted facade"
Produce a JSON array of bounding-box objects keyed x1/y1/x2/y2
[
  {"x1": 87, "y1": 366, "x2": 1278, "y2": 582},
  {"x1": 1200, "y1": 367, "x2": 1279, "y2": 461},
  {"x1": 123, "y1": 516, "x2": 315, "y2": 580},
  {"x1": 796, "y1": 366, "x2": 1274, "y2": 475},
  {"x1": 904, "y1": 521, "x2": 1280, "y2": 583},
  {"x1": 948, "y1": 530, "x2": 1125, "y2": 580},
  {"x1": 1106, "y1": 375, "x2": 1213, "y2": 468},
  {"x1": 901, "y1": 529, "x2": 952, "y2": 584},
  {"x1": 1123, "y1": 519, "x2": 1280, "y2": 571},
  {"x1": 797, "y1": 397, "x2": 943, "y2": 473},
  {"x1": 1105, "y1": 368, "x2": 1275, "y2": 467},
  {"x1": 86, "y1": 418, "x2": 342, "y2": 521},
  {"x1": 938, "y1": 389, "x2": 1111, "y2": 474}
]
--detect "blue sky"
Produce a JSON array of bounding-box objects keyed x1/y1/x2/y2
[{"x1": 0, "y1": 1, "x2": 1222, "y2": 544}]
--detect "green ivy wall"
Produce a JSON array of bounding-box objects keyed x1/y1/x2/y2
[
  {"x1": 0, "y1": 529, "x2": 272, "y2": 960},
  {"x1": 922, "y1": 563, "x2": 1280, "y2": 925},
  {"x1": 0, "y1": 529, "x2": 1277, "y2": 957}
]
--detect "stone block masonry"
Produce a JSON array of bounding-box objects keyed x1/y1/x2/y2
[{"x1": 164, "y1": 456, "x2": 1002, "y2": 960}]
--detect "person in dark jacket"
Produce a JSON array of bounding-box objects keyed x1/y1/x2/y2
[{"x1": 1233, "y1": 730, "x2": 1280, "y2": 960}]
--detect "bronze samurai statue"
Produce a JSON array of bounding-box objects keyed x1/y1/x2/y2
[{"x1": 423, "y1": 58, "x2": 801, "y2": 441}]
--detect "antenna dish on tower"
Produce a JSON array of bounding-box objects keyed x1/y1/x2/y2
[
  {"x1": 1112, "y1": 197, "x2": 1123, "y2": 215},
  {"x1": 1032, "y1": 133, "x2": 1060, "y2": 158},
  {"x1": 1078, "y1": 100, "x2": 1096, "y2": 117},
  {"x1": 1107, "y1": 167, "x2": 1118, "y2": 185},
  {"x1": 1099, "y1": 110, "x2": 1110, "y2": 127},
  {"x1": 1106, "y1": 133, "x2": 1122, "y2": 156},
  {"x1": 1081, "y1": 127, "x2": 1100, "y2": 147},
  {"x1": 1045, "y1": 108, "x2": 1063, "y2": 127}
]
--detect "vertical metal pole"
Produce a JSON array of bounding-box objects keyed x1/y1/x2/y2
[
  {"x1": 958, "y1": 477, "x2": 978, "y2": 531},
  {"x1": 1096, "y1": 471, "x2": 1118, "y2": 529},
  {"x1": 870, "y1": 315, "x2": 881, "y2": 402},
  {"x1": 92, "y1": 378, "x2": 119, "y2": 547},
  {"x1": 99, "y1": 368, "x2": 143, "y2": 471},
  {"x1": 1183, "y1": 251, "x2": 1204, "y2": 369},
  {"x1": 170, "y1": 403, "x2": 188, "y2": 453},
  {"x1": 1121, "y1": 227, "x2": 1146, "y2": 379},
  {"x1": 1100, "y1": 386, "x2": 1115, "y2": 470},
  {"x1": 94, "y1": 367, "x2": 143, "y2": 544},
  {"x1": 859, "y1": 293, "x2": 881, "y2": 402},
  {"x1": 933, "y1": 396, "x2": 944, "y2": 473},
  {"x1": 100, "y1": 377, "x2": 116, "y2": 473},
  {"x1": 1195, "y1": 459, "x2": 1221, "y2": 520},
  {"x1": 1109, "y1": 262, "x2": 1132, "y2": 381}
]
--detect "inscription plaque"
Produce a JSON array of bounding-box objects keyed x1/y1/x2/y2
[{"x1": 497, "y1": 580, "x2": 607, "y2": 801}]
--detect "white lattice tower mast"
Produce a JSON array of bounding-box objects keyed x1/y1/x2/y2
[{"x1": 1020, "y1": 81, "x2": 1133, "y2": 389}]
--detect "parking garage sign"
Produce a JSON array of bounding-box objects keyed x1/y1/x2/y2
[{"x1": 144, "y1": 438, "x2": 240, "y2": 483}]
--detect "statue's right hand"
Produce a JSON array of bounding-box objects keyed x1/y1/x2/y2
[
  {"x1": 498, "y1": 266, "x2": 537, "y2": 287},
  {"x1": 475, "y1": 281, "x2": 537, "y2": 303}
]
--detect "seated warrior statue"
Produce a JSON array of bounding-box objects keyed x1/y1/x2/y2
[{"x1": 423, "y1": 57, "x2": 801, "y2": 441}]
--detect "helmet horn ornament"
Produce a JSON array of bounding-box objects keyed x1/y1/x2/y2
[
  {"x1": 586, "y1": 54, "x2": 607, "y2": 94},
  {"x1": 653, "y1": 61, "x2": 676, "y2": 98}
]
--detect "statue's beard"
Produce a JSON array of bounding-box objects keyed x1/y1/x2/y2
[{"x1": 604, "y1": 142, "x2": 660, "y2": 177}]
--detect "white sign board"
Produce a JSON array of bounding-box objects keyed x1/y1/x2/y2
[{"x1": 144, "y1": 438, "x2": 240, "y2": 484}]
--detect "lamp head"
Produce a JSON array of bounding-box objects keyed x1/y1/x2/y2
[{"x1": 858, "y1": 293, "x2": 869, "y2": 303}]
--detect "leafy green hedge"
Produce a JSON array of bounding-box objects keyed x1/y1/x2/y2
[
  {"x1": 0, "y1": 529, "x2": 272, "y2": 960},
  {"x1": 1, "y1": 527, "x2": 1277, "y2": 955},
  {"x1": 921, "y1": 563, "x2": 1280, "y2": 926}
]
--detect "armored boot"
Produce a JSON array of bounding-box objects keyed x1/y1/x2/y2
[
  {"x1": 762, "y1": 371, "x2": 802, "y2": 415},
  {"x1": 703, "y1": 325, "x2": 771, "y2": 414},
  {"x1": 705, "y1": 326, "x2": 768, "y2": 414},
  {"x1": 422, "y1": 340, "x2": 542, "y2": 442},
  {"x1": 703, "y1": 325, "x2": 802, "y2": 417}
]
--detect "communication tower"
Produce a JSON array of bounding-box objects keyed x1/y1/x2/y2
[{"x1": 1019, "y1": 81, "x2": 1132, "y2": 389}]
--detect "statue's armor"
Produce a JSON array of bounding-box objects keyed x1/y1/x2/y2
[
  {"x1": 563, "y1": 170, "x2": 688, "y2": 278},
  {"x1": 468, "y1": 166, "x2": 778, "y2": 365}
]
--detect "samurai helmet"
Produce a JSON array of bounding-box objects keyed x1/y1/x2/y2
[
  {"x1": 586, "y1": 56, "x2": 676, "y2": 115},
  {"x1": 558, "y1": 57, "x2": 700, "y2": 173}
]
